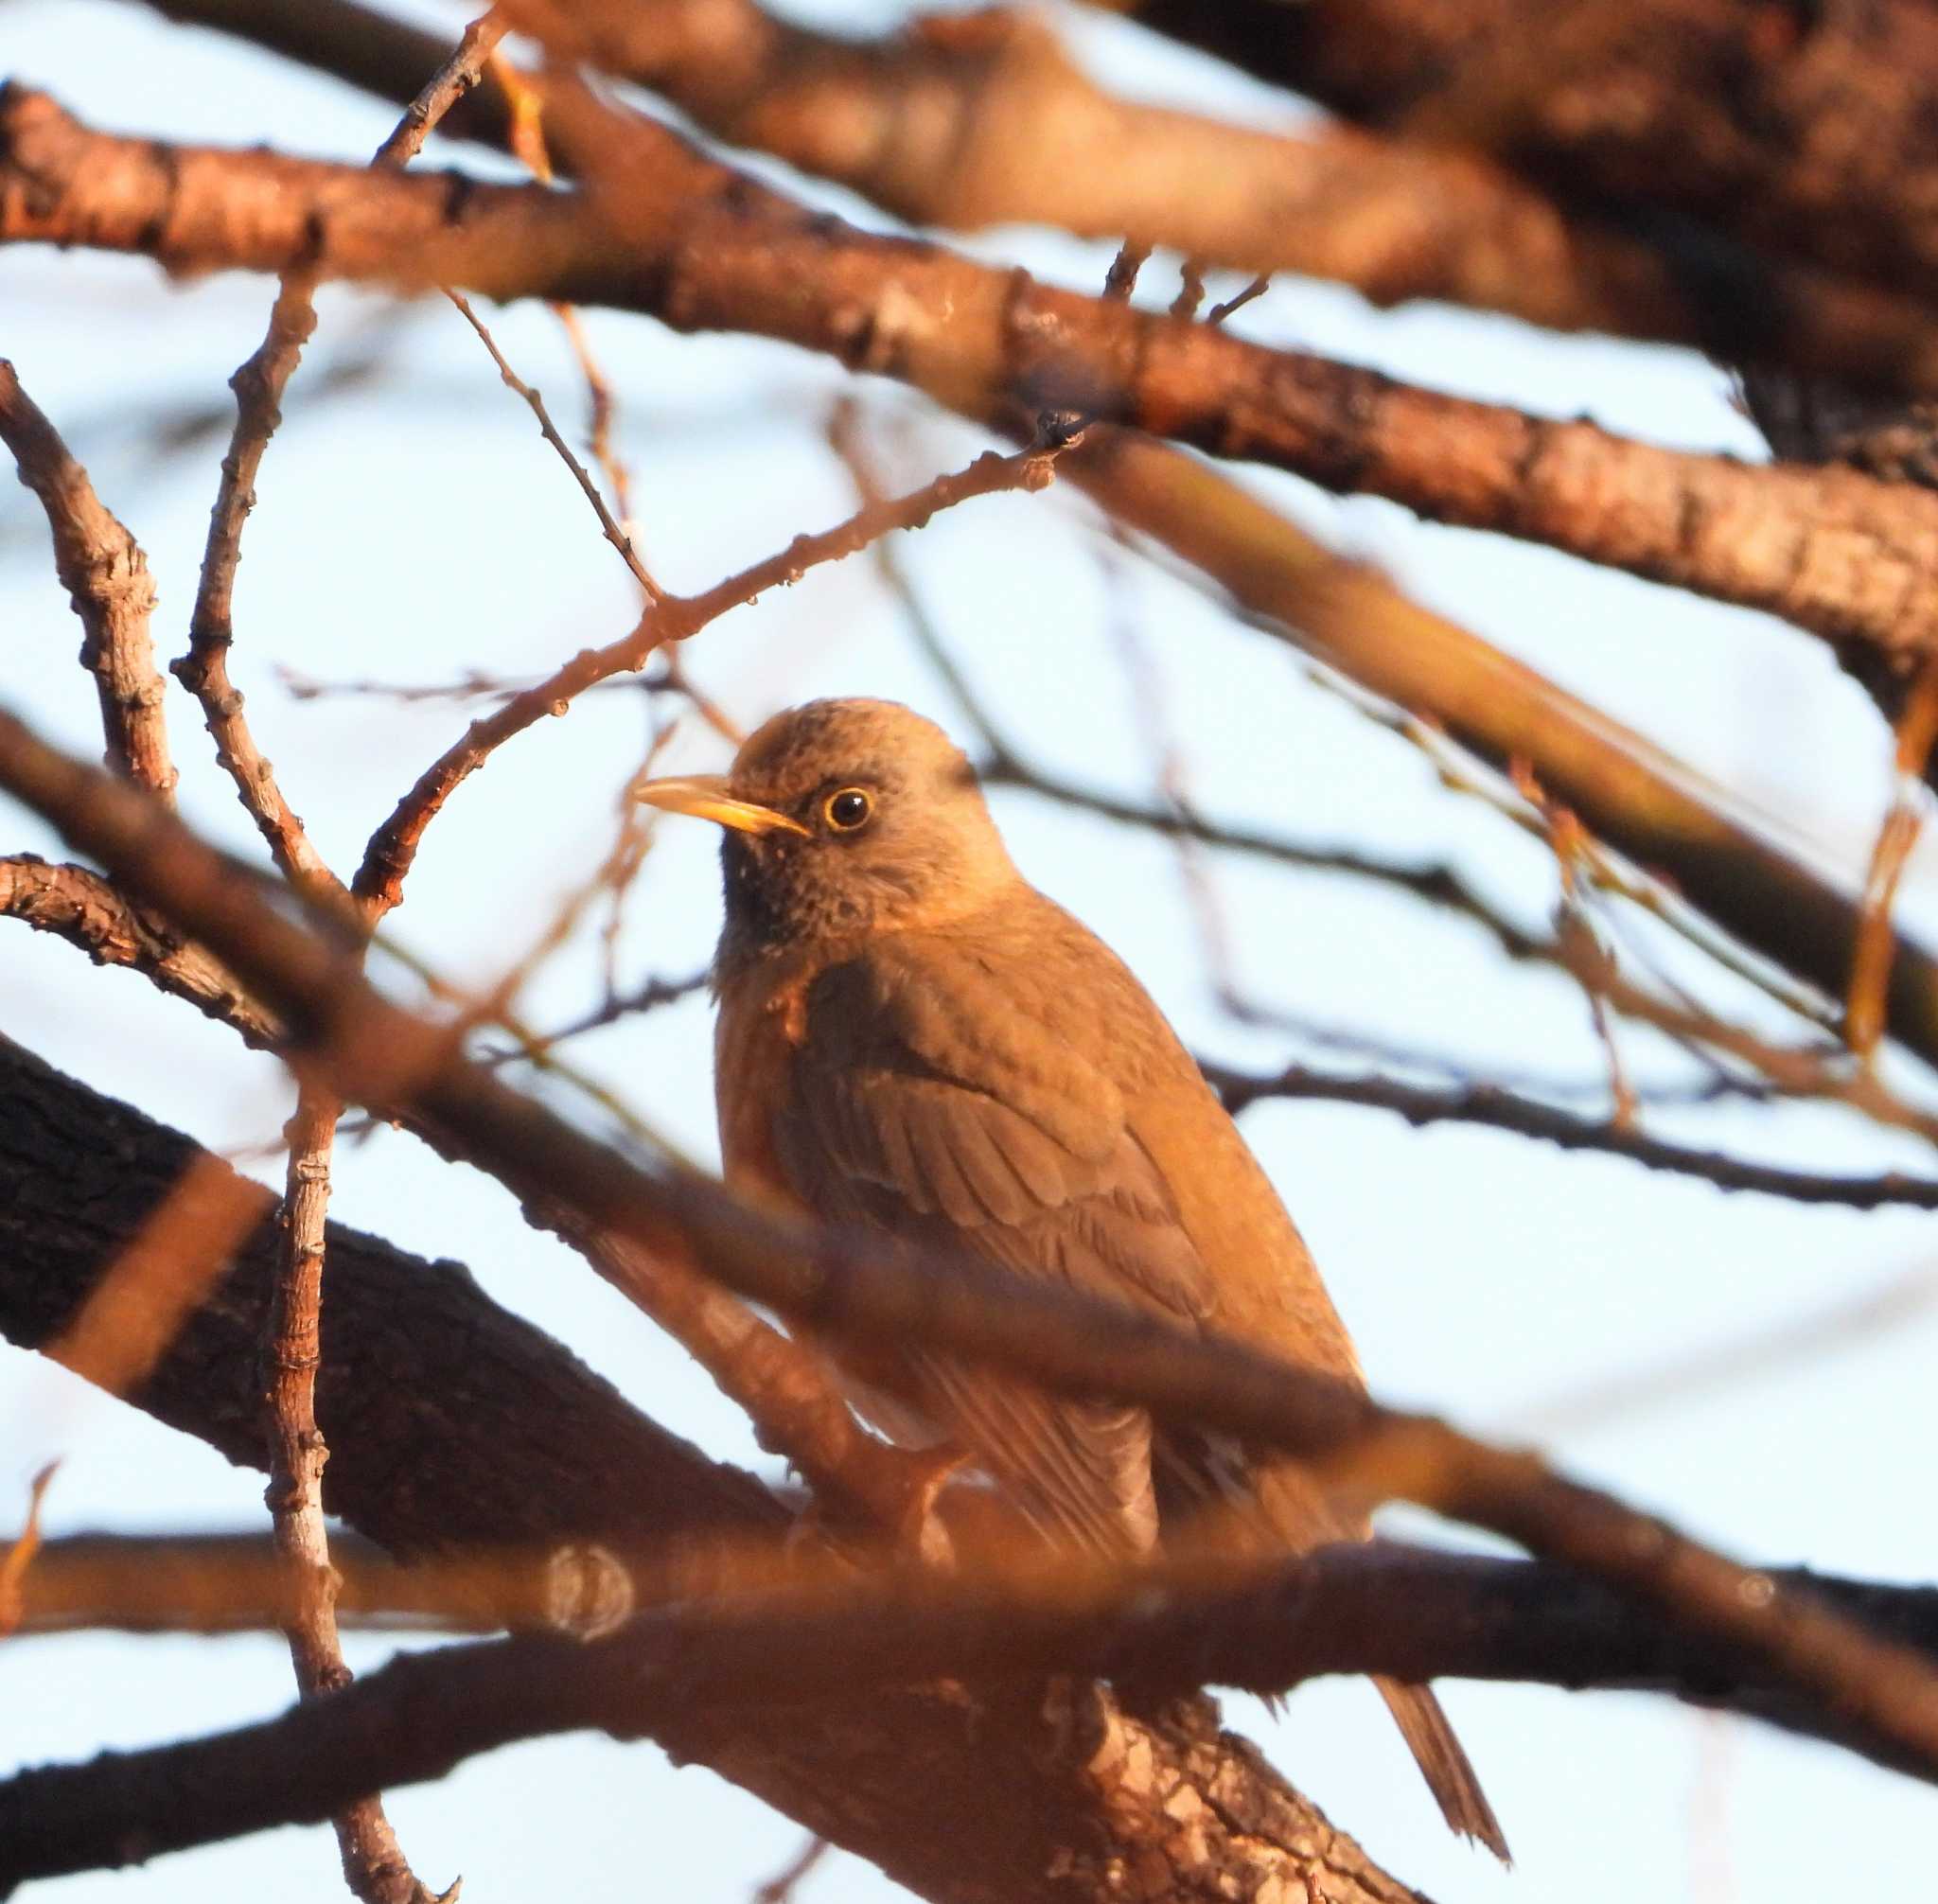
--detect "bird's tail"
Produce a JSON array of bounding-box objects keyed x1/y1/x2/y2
[{"x1": 1373, "y1": 1677, "x2": 1511, "y2": 1864}]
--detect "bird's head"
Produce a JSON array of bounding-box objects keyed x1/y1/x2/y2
[{"x1": 635, "y1": 698, "x2": 1016, "y2": 959}]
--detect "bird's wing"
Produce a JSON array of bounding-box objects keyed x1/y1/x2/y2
[{"x1": 770, "y1": 941, "x2": 1213, "y2": 1555}]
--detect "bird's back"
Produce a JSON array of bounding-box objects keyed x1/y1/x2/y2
[{"x1": 921, "y1": 888, "x2": 1363, "y2": 1378}]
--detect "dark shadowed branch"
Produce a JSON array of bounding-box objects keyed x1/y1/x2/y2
[
  {"x1": 15, "y1": 1527, "x2": 1938, "y2": 1765},
  {"x1": 7, "y1": 1533, "x2": 1938, "y2": 1886}
]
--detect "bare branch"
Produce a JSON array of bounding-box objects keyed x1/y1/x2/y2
[
  {"x1": 176, "y1": 272, "x2": 348, "y2": 891},
  {"x1": 1205, "y1": 274, "x2": 1271, "y2": 326},
  {"x1": 443, "y1": 286, "x2": 662, "y2": 603},
  {"x1": 0, "y1": 360, "x2": 174, "y2": 799},
  {"x1": 0, "y1": 854, "x2": 276, "y2": 1043},
  {"x1": 176, "y1": 16, "x2": 505, "y2": 903},
  {"x1": 371, "y1": 8, "x2": 506, "y2": 168},
  {"x1": 0, "y1": 1466, "x2": 57, "y2": 1639},
  {"x1": 1206, "y1": 1059, "x2": 1938, "y2": 1208},
  {"x1": 9, "y1": 1532, "x2": 1938, "y2": 1885},
  {"x1": 19, "y1": 1529, "x2": 1938, "y2": 1754},
  {"x1": 1848, "y1": 662, "x2": 1938, "y2": 1055}
]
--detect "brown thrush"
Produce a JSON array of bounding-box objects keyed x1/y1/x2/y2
[{"x1": 637, "y1": 696, "x2": 1507, "y2": 1860}]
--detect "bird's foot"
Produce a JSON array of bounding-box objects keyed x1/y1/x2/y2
[
  {"x1": 782, "y1": 1440, "x2": 967, "y2": 1572},
  {"x1": 889, "y1": 1443, "x2": 971, "y2": 1570}
]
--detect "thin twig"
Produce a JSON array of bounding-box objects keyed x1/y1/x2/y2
[
  {"x1": 276, "y1": 661, "x2": 692, "y2": 708},
  {"x1": 354, "y1": 433, "x2": 1067, "y2": 913},
  {"x1": 443, "y1": 289, "x2": 663, "y2": 604},
  {"x1": 1299, "y1": 659, "x2": 1845, "y2": 1035},
  {"x1": 488, "y1": 49, "x2": 643, "y2": 554},
  {"x1": 175, "y1": 272, "x2": 344, "y2": 891},
  {"x1": 1573, "y1": 931, "x2": 1938, "y2": 1151},
  {"x1": 477, "y1": 968, "x2": 710, "y2": 1064},
  {"x1": 752, "y1": 1838, "x2": 832, "y2": 1904},
  {"x1": 1512, "y1": 763, "x2": 1638, "y2": 1125},
  {"x1": 1848, "y1": 659, "x2": 1938, "y2": 1057},
  {"x1": 260, "y1": 1092, "x2": 345, "y2": 1700},
  {"x1": 454, "y1": 126, "x2": 736, "y2": 744},
  {"x1": 1206, "y1": 274, "x2": 1271, "y2": 326},
  {"x1": 1102, "y1": 239, "x2": 1151, "y2": 301},
  {"x1": 1203, "y1": 1060, "x2": 1938, "y2": 1209},
  {"x1": 373, "y1": 9, "x2": 507, "y2": 167},
  {"x1": 1219, "y1": 989, "x2": 1770, "y2": 1108},
  {"x1": 0, "y1": 1466, "x2": 58, "y2": 1640}
]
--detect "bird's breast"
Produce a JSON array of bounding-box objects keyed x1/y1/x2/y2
[{"x1": 714, "y1": 961, "x2": 816, "y2": 1215}]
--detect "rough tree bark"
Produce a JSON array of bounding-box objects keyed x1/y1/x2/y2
[{"x1": 1127, "y1": 0, "x2": 1938, "y2": 302}]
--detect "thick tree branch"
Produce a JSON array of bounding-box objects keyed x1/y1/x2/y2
[
  {"x1": 512, "y1": 0, "x2": 1938, "y2": 392},
  {"x1": 150, "y1": 0, "x2": 1938, "y2": 395},
  {"x1": 1741, "y1": 368, "x2": 1938, "y2": 792},
  {"x1": 6, "y1": 707, "x2": 1938, "y2": 1789},
  {"x1": 1125, "y1": 0, "x2": 1938, "y2": 309},
  {"x1": 16, "y1": 1530, "x2": 1938, "y2": 1767},
  {"x1": 10, "y1": 84, "x2": 1938, "y2": 664}
]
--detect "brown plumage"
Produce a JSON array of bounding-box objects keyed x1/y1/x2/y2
[{"x1": 638, "y1": 696, "x2": 1507, "y2": 1861}]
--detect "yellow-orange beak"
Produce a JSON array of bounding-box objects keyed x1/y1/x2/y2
[{"x1": 632, "y1": 773, "x2": 809, "y2": 837}]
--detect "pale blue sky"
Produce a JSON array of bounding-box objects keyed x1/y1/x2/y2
[{"x1": 5, "y1": 3, "x2": 1938, "y2": 1898}]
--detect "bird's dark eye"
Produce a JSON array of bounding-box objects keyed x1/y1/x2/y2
[{"x1": 822, "y1": 787, "x2": 874, "y2": 832}]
